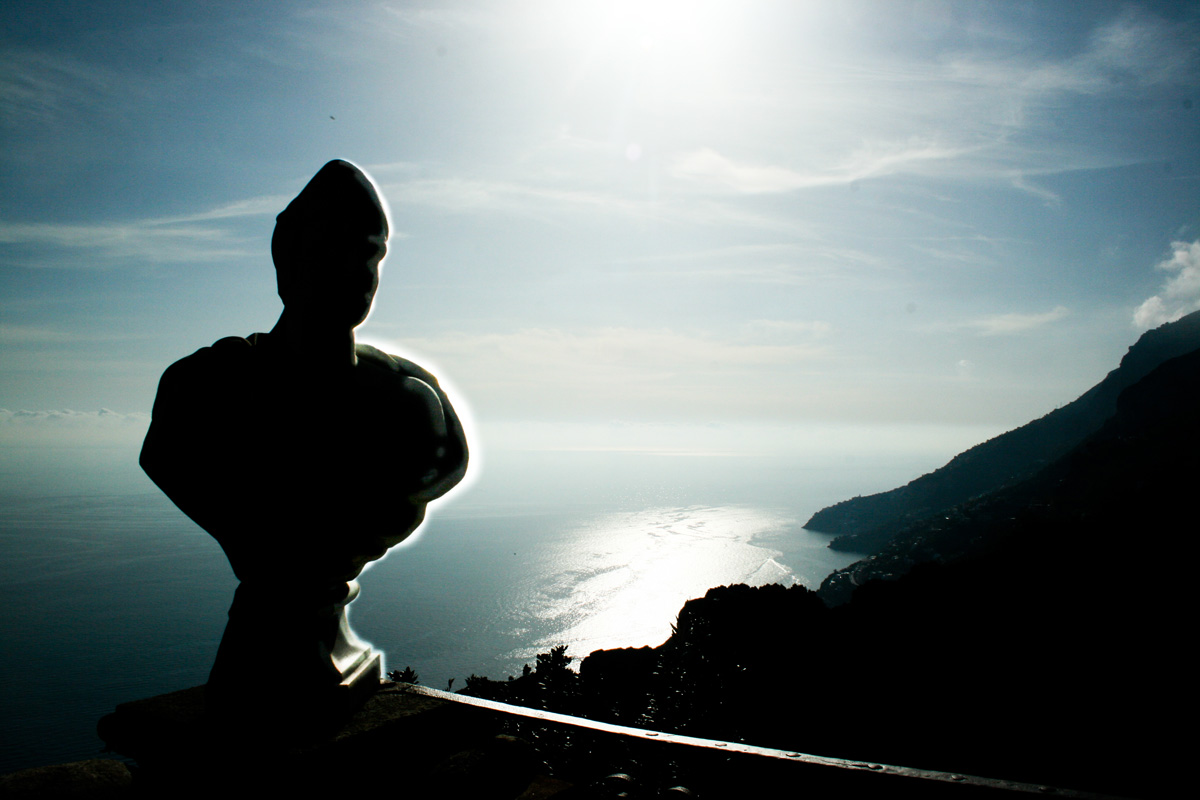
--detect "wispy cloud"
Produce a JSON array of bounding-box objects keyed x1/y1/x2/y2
[
  {"x1": 743, "y1": 319, "x2": 832, "y2": 340},
  {"x1": 0, "y1": 408, "x2": 148, "y2": 425},
  {"x1": 0, "y1": 191, "x2": 289, "y2": 266},
  {"x1": 696, "y1": 7, "x2": 1200, "y2": 205},
  {"x1": 605, "y1": 243, "x2": 885, "y2": 284},
  {"x1": 384, "y1": 176, "x2": 656, "y2": 227},
  {"x1": 946, "y1": 6, "x2": 1197, "y2": 97},
  {"x1": 379, "y1": 5, "x2": 489, "y2": 30},
  {"x1": 395, "y1": 326, "x2": 826, "y2": 373},
  {"x1": 671, "y1": 149, "x2": 823, "y2": 194},
  {"x1": 1075, "y1": 7, "x2": 1199, "y2": 91},
  {"x1": 0, "y1": 324, "x2": 76, "y2": 344},
  {"x1": 157, "y1": 194, "x2": 290, "y2": 224},
  {"x1": 670, "y1": 141, "x2": 965, "y2": 194},
  {"x1": 0, "y1": 47, "x2": 116, "y2": 125},
  {"x1": 363, "y1": 326, "x2": 829, "y2": 420},
  {"x1": 0, "y1": 219, "x2": 252, "y2": 266},
  {"x1": 0, "y1": 408, "x2": 150, "y2": 450},
  {"x1": 965, "y1": 306, "x2": 1070, "y2": 336},
  {"x1": 382, "y1": 175, "x2": 802, "y2": 234},
  {"x1": 1134, "y1": 240, "x2": 1200, "y2": 330},
  {"x1": 1009, "y1": 175, "x2": 1062, "y2": 207}
]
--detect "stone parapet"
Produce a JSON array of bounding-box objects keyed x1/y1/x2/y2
[{"x1": 94, "y1": 681, "x2": 544, "y2": 796}]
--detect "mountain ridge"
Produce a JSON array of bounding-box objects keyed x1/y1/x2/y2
[
  {"x1": 817, "y1": 339, "x2": 1200, "y2": 605},
  {"x1": 805, "y1": 308, "x2": 1200, "y2": 554}
]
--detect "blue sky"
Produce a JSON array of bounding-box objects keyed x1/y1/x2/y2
[{"x1": 2, "y1": 1, "x2": 1199, "y2": 494}]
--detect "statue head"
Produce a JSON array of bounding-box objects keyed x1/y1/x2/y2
[{"x1": 271, "y1": 160, "x2": 389, "y2": 329}]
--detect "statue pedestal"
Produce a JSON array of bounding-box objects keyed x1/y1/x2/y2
[
  {"x1": 206, "y1": 579, "x2": 381, "y2": 734},
  {"x1": 326, "y1": 589, "x2": 384, "y2": 719},
  {"x1": 96, "y1": 682, "x2": 511, "y2": 794}
]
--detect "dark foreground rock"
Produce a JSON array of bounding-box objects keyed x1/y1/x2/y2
[
  {"x1": 0, "y1": 758, "x2": 132, "y2": 798},
  {"x1": 93, "y1": 682, "x2": 515, "y2": 796}
]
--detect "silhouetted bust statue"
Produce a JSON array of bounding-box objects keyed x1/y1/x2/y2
[{"x1": 140, "y1": 160, "x2": 468, "y2": 729}]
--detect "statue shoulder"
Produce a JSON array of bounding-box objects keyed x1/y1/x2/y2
[
  {"x1": 355, "y1": 344, "x2": 440, "y2": 387},
  {"x1": 354, "y1": 346, "x2": 443, "y2": 422},
  {"x1": 153, "y1": 336, "x2": 255, "y2": 401},
  {"x1": 352, "y1": 343, "x2": 469, "y2": 501}
]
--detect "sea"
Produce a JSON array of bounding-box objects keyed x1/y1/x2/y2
[{"x1": 0, "y1": 443, "x2": 975, "y2": 774}]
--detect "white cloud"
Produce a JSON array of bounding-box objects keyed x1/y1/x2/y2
[
  {"x1": 605, "y1": 243, "x2": 883, "y2": 285},
  {"x1": 0, "y1": 186, "x2": 412, "y2": 269},
  {"x1": 692, "y1": 7, "x2": 1200, "y2": 203},
  {"x1": 382, "y1": 175, "x2": 801, "y2": 234},
  {"x1": 1081, "y1": 8, "x2": 1198, "y2": 90},
  {"x1": 397, "y1": 326, "x2": 825, "y2": 373},
  {"x1": 384, "y1": 176, "x2": 657, "y2": 225},
  {"x1": 363, "y1": 326, "x2": 828, "y2": 421},
  {"x1": 0, "y1": 324, "x2": 75, "y2": 344},
  {"x1": 1009, "y1": 175, "x2": 1062, "y2": 207},
  {"x1": 839, "y1": 140, "x2": 971, "y2": 183},
  {"x1": 0, "y1": 408, "x2": 149, "y2": 425},
  {"x1": 947, "y1": 7, "x2": 1196, "y2": 98},
  {"x1": 379, "y1": 5, "x2": 488, "y2": 30},
  {"x1": 0, "y1": 409, "x2": 152, "y2": 496},
  {"x1": 158, "y1": 194, "x2": 289, "y2": 224},
  {"x1": 0, "y1": 218, "x2": 252, "y2": 265},
  {"x1": 743, "y1": 319, "x2": 831, "y2": 340},
  {"x1": 0, "y1": 191, "x2": 290, "y2": 266},
  {"x1": 1134, "y1": 240, "x2": 1200, "y2": 329},
  {"x1": 965, "y1": 306, "x2": 1070, "y2": 336},
  {"x1": 671, "y1": 148, "x2": 823, "y2": 193},
  {"x1": 0, "y1": 408, "x2": 150, "y2": 448},
  {"x1": 670, "y1": 141, "x2": 965, "y2": 194},
  {"x1": 0, "y1": 47, "x2": 115, "y2": 125}
]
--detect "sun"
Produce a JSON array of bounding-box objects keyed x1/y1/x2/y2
[
  {"x1": 531, "y1": 0, "x2": 748, "y2": 92},
  {"x1": 590, "y1": 0, "x2": 736, "y2": 72}
]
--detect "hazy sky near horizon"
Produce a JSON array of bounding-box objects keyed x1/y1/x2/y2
[{"x1": 2, "y1": 1, "x2": 1199, "y2": 485}]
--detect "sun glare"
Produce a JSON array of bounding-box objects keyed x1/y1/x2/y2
[
  {"x1": 534, "y1": 0, "x2": 750, "y2": 92},
  {"x1": 611, "y1": 0, "x2": 740, "y2": 72},
  {"x1": 603, "y1": 0, "x2": 722, "y2": 54}
]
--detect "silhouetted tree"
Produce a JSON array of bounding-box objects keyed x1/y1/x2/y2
[
  {"x1": 386, "y1": 666, "x2": 420, "y2": 684},
  {"x1": 535, "y1": 645, "x2": 573, "y2": 676}
]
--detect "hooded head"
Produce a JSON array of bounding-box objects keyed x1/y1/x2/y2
[{"x1": 272, "y1": 160, "x2": 389, "y2": 329}]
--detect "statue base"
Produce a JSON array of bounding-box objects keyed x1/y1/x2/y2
[{"x1": 206, "y1": 579, "x2": 381, "y2": 734}]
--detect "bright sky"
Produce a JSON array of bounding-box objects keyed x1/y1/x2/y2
[{"x1": 2, "y1": 1, "x2": 1198, "y2": 485}]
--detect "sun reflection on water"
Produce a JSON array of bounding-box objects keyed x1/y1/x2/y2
[{"x1": 503, "y1": 504, "x2": 796, "y2": 665}]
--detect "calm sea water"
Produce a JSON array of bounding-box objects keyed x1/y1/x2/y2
[{"x1": 0, "y1": 450, "x2": 913, "y2": 773}]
